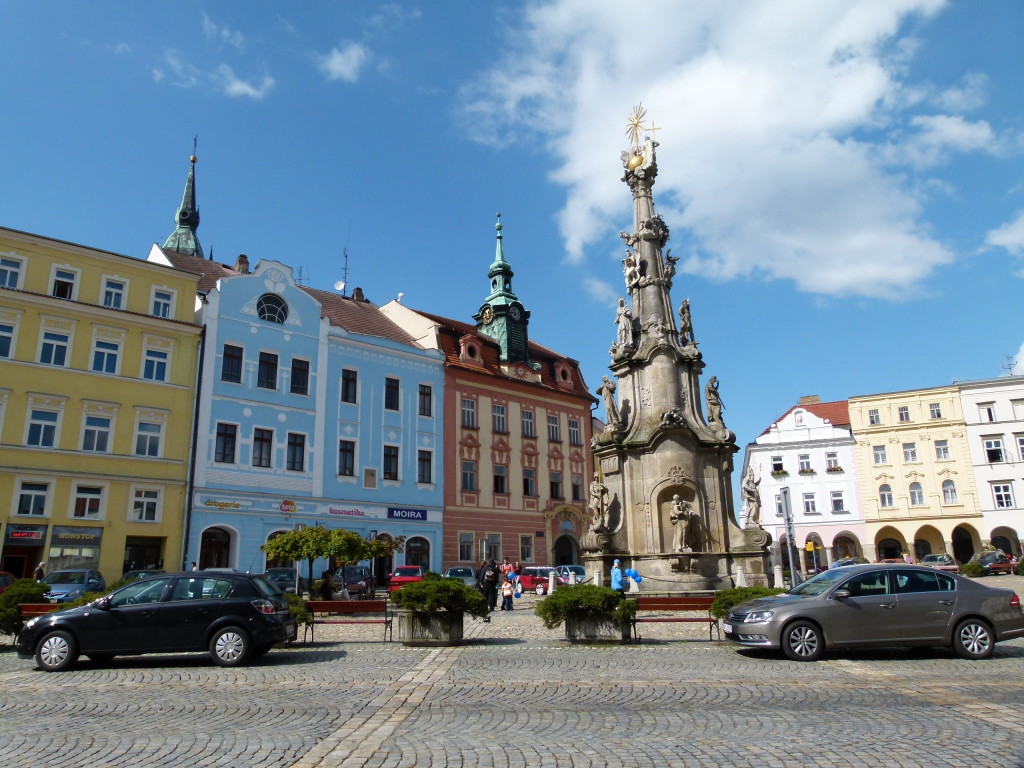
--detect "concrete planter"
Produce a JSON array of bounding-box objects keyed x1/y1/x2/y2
[
  {"x1": 398, "y1": 610, "x2": 465, "y2": 647},
  {"x1": 564, "y1": 614, "x2": 630, "y2": 644}
]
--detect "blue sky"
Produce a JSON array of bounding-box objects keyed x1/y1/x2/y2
[{"x1": 3, "y1": 1, "x2": 1023, "y2": 469}]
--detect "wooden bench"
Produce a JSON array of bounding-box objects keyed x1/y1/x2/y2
[
  {"x1": 304, "y1": 599, "x2": 393, "y2": 643},
  {"x1": 628, "y1": 596, "x2": 720, "y2": 643},
  {"x1": 18, "y1": 603, "x2": 62, "y2": 618}
]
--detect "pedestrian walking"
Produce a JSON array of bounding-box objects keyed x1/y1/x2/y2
[
  {"x1": 480, "y1": 558, "x2": 500, "y2": 613},
  {"x1": 513, "y1": 560, "x2": 522, "y2": 577},
  {"x1": 189, "y1": 561, "x2": 198, "y2": 571},
  {"x1": 34, "y1": 561, "x2": 45, "y2": 581},
  {"x1": 500, "y1": 557, "x2": 514, "y2": 577},
  {"x1": 500, "y1": 572, "x2": 516, "y2": 611}
]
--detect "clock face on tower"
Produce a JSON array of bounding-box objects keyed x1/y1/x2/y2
[
  {"x1": 481, "y1": 307, "x2": 494, "y2": 324},
  {"x1": 509, "y1": 306, "x2": 521, "y2": 321}
]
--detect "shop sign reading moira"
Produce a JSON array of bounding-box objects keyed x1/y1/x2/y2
[{"x1": 387, "y1": 507, "x2": 427, "y2": 521}]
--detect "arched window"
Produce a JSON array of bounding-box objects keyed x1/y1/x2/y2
[
  {"x1": 256, "y1": 294, "x2": 288, "y2": 324},
  {"x1": 405, "y1": 536, "x2": 430, "y2": 569},
  {"x1": 942, "y1": 480, "x2": 958, "y2": 504},
  {"x1": 909, "y1": 482, "x2": 925, "y2": 506},
  {"x1": 879, "y1": 484, "x2": 893, "y2": 508}
]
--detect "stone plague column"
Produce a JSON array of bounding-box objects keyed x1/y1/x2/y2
[{"x1": 582, "y1": 106, "x2": 770, "y2": 590}]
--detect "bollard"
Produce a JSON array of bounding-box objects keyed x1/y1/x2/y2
[
  {"x1": 548, "y1": 571, "x2": 557, "y2": 593},
  {"x1": 568, "y1": 571, "x2": 578, "y2": 585}
]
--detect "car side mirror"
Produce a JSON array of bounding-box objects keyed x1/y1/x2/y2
[
  {"x1": 95, "y1": 596, "x2": 112, "y2": 610},
  {"x1": 832, "y1": 589, "x2": 851, "y2": 600}
]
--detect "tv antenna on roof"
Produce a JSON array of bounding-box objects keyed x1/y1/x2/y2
[
  {"x1": 1002, "y1": 355, "x2": 1018, "y2": 375},
  {"x1": 334, "y1": 229, "x2": 351, "y2": 296}
]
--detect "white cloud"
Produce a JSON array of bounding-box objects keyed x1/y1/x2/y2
[
  {"x1": 582, "y1": 276, "x2": 618, "y2": 306},
  {"x1": 458, "y1": 0, "x2": 1005, "y2": 299},
  {"x1": 215, "y1": 65, "x2": 274, "y2": 100},
  {"x1": 202, "y1": 13, "x2": 245, "y2": 51},
  {"x1": 319, "y1": 42, "x2": 370, "y2": 83},
  {"x1": 986, "y1": 210, "x2": 1024, "y2": 260}
]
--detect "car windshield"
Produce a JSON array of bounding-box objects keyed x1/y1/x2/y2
[
  {"x1": 788, "y1": 569, "x2": 847, "y2": 596},
  {"x1": 0, "y1": 574, "x2": 12, "y2": 586},
  {"x1": 922, "y1": 555, "x2": 945, "y2": 563},
  {"x1": 447, "y1": 568, "x2": 473, "y2": 576},
  {"x1": 45, "y1": 572, "x2": 85, "y2": 585},
  {"x1": 339, "y1": 567, "x2": 369, "y2": 579},
  {"x1": 267, "y1": 572, "x2": 293, "y2": 582},
  {"x1": 394, "y1": 567, "x2": 420, "y2": 576}
]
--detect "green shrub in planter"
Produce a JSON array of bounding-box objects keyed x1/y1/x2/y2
[
  {"x1": 959, "y1": 561, "x2": 985, "y2": 578},
  {"x1": 287, "y1": 593, "x2": 312, "y2": 629},
  {"x1": 390, "y1": 577, "x2": 488, "y2": 620},
  {"x1": 534, "y1": 583, "x2": 635, "y2": 630},
  {"x1": 0, "y1": 579, "x2": 50, "y2": 636},
  {"x1": 710, "y1": 587, "x2": 786, "y2": 619}
]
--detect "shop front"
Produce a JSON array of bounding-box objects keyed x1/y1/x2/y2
[
  {"x1": 47, "y1": 525, "x2": 103, "y2": 573},
  {"x1": 2, "y1": 523, "x2": 48, "y2": 579}
]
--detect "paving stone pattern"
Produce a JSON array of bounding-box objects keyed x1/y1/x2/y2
[{"x1": 1, "y1": 585, "x2": 1023, "y2": 768}]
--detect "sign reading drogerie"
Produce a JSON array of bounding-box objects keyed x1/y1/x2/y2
[{"x1": 387, "y1": 507, "x2": 427, "y2": 521}]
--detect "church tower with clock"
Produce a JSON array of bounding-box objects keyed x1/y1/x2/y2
[{"x1": 474, "y1": 213, "x2": 532, "y2": 366}]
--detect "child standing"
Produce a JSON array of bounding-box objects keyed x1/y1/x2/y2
[{"x1": 500, "y1": 572, "x2": 515, "y2": 611}]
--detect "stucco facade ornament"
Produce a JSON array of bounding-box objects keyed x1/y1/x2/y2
[{"x1": 667, "y1": 466, "x2": 694, "y2": 484}]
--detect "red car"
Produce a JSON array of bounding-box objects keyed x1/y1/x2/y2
[
  {"x1": 387, "y1": 565, "x2": 425, "y2": 592},
  {"x1": 517, "y1": 566, "x2": 567, "y2": 595},
  {"x1": 0, "y1": 571, "x2": 15, "y2": 595},
  {"x1": 969, "y1": 552, "x2": 1015, "y2": 576}
]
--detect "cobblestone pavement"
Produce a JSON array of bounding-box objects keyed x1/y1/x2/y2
[{"x1": 2, "y1": 582, "x2": 1024, "y2": 768}]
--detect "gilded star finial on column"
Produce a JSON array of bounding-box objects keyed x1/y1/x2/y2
[{"x1": 626, "y1": 103, "x2": 648, "y2": 147}]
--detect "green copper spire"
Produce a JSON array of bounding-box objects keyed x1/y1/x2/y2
[
  {"x1": 475, "y1": 213, "x2": 531, "y2": 364},
  {"x1": 162, "y1": 150, "x2": 204, "y2": 259}
]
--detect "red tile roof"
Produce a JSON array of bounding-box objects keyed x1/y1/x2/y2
[
  {"x1": 760, "y1": 399, "x2": 850, "y2": 435},
  {"x1": 411, "y1": 308, "x2": 595, "y2": 402},
  {"x1": 154, "y1": 248, "x2": 238, "y2": 293}
]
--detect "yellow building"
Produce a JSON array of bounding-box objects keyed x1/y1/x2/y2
[
  {"x1": 848, "y1": 386, "x2": 982, "y2": 562},
  {"x1": 0, "y1": 226, "x2": 201, "y2": 584}
]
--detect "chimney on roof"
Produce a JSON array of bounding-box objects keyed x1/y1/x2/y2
[
  {"x1": 799, "y1": 395, "x2": 820, "y2": 405},
  {"x1": 234, "y1": 254, "x2": 250, "y2": 274},
  {"x1": 352, "y1": 287, "x2": 365, "y2": 301}
]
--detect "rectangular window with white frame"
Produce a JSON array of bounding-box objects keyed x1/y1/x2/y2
[
  {"x1": 868, "y1": 409, "x2": 880, "y2": 425},
  {"x1": 462, "y1": 460, "x2": 477, "y2": 491},
  {"x1": 39, "y1": 330, "x2": 70, "y2": 366},
  {"x1": 151, "y1": 288, "x2": 174, "y2": 319},
  {"x1": 493, "y1": 464, "x2": 507, "y2": 494},
  {"x1": 417, "y1": 450, "x2": 432, "y2": 484},
  {"x1": 82, "y1": 415, "x2": 112, "y2": 453},
  {"x1": 898, "y1": 405, "x2": 911, "y2": 422},
  {"x1": 522, "y1": 467, "x2": 536, "y2": 496},
  {"x1": 17, "y1": 480, "x2": 49, "y2": 516},
  {"x1": 934, "y1": 439, "x2": 950, "y2": 460},
  {"x1": 1017, "y1": 435, "x2": 1024, "y2": 463},
  {"x1": 215, "y1": 423, "x2": 237, "y2": 463},
  {"x1": 461, "y1": 398, "x2": 477, "y2": 429},
  {"x1": 803, "y1": 493, "x2": 817, "y2": 514},
  {"x1": 135, "y1": 420, "x2": 163, "y2": 457},
  {"x1": 983, "y1": 437, "x2": 1004, "y2": 463},
  {"x1": 903, "y1": 443, "x2": 918, "y2": 462},
  {"x1": 568, "y1": 417, "x2": 582, "y2": 446},
  {"x1": 221, "y1": 344, "x2": 243, "y2": 383},
  {"x1": 798, "y1": 454, "x2": 812, "y2": 472},
  {"x1": 492, "y1": 404, "x2": 507, "y2": 433},
  {"x1": 91, "y1": 338, "x2": 121, "y2": 374},
  {"x1": 102, "y1": 278, "x2": 126, "y2": 309},
  {"x1": 338, "y1": 439, "x2": 356, "y2": 476},
  {"x1": 830, "y1": 491, "x2": 844, "y2": 512},
  {"x1": 51, "y1": 266, "x2": 78, "y2": 300},
  {"x1": 771, "y1": 456, "x2": 784, "y2": 472},
  {"x1": 873, "y1": 445, "x2": 888, "y2": 464},
  {"x1": 520, "y1": 534, "x2": 534, "y2": 563},
  {"x1": 252, "y1": 428, "x2": 273, "y2": 468},
  {"x1": 257, "y1": 352, "x2": 278, "y2": 389},
  {"x1": 825, "y1": 452, "x2": 839, "y2": 470},
  {"x1": 340, "y1": 369, "x2": 357, "y2": 403},
  {"x1": 27, "y1": 408, "x2": 60, "y2": 447},
  {"x1": 382, "y1": 445, "x2": 399, "y2": 481},
  {"x1": 0, "y1": 321, "x2": 14, "y2": 358},
  {"x1": 286, "y1": 433, "x2": 305, "y2": 472},
  {"x1": 0, "y1": 256, "x2": 24, "y2": 289},
  {"x1": 550, "y1": 471, "x2": 563, "y2": 499},
  {"x1": 143, "y1": 346, "x2": 169, "y2": 382},
  {"x1": 979, "y1": 402, "x2": 996, "y2": 423},
  {"x1": 929, "y1": 402, "x2": 942, "y2": 419},
  {"x1": 572, "y1": 473, "x2": 584, "y2": 502},
  {"x1": 132, "y1": 487, "x2": 161, "y2": 522},
  {"x1": 775, "y1": 494, "x2": 782, "y2": 518},
  {"x1": 1013, "y1": 400, "x2": 1024, "y2": 420},
  {"x1": 418, "y1": 384, "x2": 432, "y2": 417},
  {"x1": 289, "y1": 359, "x2": 310, "y2": 396},
  {"x1": 521, "y1": 409, "x2": 535, "y2": 437},
  {"x1": 72, "y1": 484, "x2": 104, "y2": 519},
  {"x1": 384, "y1": 377, "x2": 400, "y2": 411},
  {"x1": 548, "y1": 414, "x2": 561, "y2": 442},
  {"x1": 992, "y1": 482, "x2": 1014, "y2": 509}
]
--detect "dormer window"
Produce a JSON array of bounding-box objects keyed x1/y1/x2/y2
[
  {"x1": 458, "y1": 334, "x2": 484, "y2": 366},
  {"x1": 794, "y1": 410, "x2": 804, "y2": 426},
  {"x1": 257, "y1": 294, "x2": 288, "y2": 324}
]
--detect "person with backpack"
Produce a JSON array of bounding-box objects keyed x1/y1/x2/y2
[{"x1": 480, "y1": 558, "x2": 500, "y2": 613}]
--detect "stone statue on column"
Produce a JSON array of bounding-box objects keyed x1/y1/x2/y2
[
  {"x1": 742, "y1": 465, "x2": 761, "y2": 527},
  {"x1": 615, "y1": 298, "x2": 633, "y2": 350},
  {"x1": 597, "y1": 376, "x2": 621, "y2": 431},
  {"x1": 679, "y1": 299, "x2": 693, "y2": 344},
  {"x1": 669, "y1": 495, "x2": 692, "y2": 553},
  {"x1": 705, "y1": 376, "x2": 723, "y2": 424},
  {"x1": 588, "y1": 480, "x2": 610, "y2": 533}
]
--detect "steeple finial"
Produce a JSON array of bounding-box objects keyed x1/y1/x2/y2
[
  {"x1": 494, "y1": 212, "x2": 506, "y2": 263},
  {"x1": 162, "y1": 143, "x2": 204, "y2": 259}
]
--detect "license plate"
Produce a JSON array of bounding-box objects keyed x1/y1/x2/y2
[
  {"x1": 722, "y1": 623, "x2": 733, "y2": 634},
  {"x1": 49, "y1": 598, "x2": 59, "y2": 604}
]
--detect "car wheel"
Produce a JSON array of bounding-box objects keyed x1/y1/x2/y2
[
  {"x1": 535, "y1": 584, "x2": 546, "y2": 596},
  {"x1": 953, "y1": 618, "x2": 994, "y2": 660},
  {"x1": 209, "y1": 626, "x2": 250, "y2": 667},
  {"x1": 781, "y1": 621, "x2": 824, "y2": 662},
  {"x1": 35, "y1": 630, "x2": 79, "y2": 672}
]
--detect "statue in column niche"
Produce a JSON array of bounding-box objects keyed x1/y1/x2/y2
[
  {"x1": 678, "y1": 299, "x2": 693, "y2": 344},
  {"x1": 588, "y1": 480, "x2": 610, "y2": 533},
  {"x1": 597, "y1": 376, "x2": 621, "y2": 430},
  {"x1": 742, "y1": 465, "x2": 761, "y2": 527},
  {"x1": 705, "y1": 375, "x2": 724, "y2": 424},
  {"x1": 669, "y1": 495, "x2": 693, "y2": 553},
  {"x1": 622, "y1": 251, "x2": 640, "y2": 290},
  {"x1": 615, "y1": 298, "x2": 633, "y2": 349}
]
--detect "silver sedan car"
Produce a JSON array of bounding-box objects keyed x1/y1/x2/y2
[{"x1": 725, "y1": 564, "x2": 1024, "y2": 661}]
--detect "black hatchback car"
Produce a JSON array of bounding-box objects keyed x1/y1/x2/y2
[{"x1": 16, "y1": 571, "x2": 294, "y2": 671}]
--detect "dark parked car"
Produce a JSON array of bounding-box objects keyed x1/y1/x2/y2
[
  {"x1": 331, "y1": 565, "x2": 374, "y2": 598},
  {"x1": 968, "y1": 552, "x2": 1014, "y2": 576},
  {"x1": 442, "y1": 566, "x2": 478, "y2": 587},
  {"x1": 16, "y1": 571, "x2": 294, "y2": 671},
  {"x1": 725, "y1": 564, "x2": 1024, "y2": 661},
  {"x1": 41, "y1": 569, "x2": 106, "y2": 603},
  {"x1": 264, "y1": 567, "x2": 298, "y2": 594}
]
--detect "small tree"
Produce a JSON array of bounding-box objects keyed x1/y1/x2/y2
[{"x1": 262, "y1": 526, "x2": 334, "y2": 594}]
